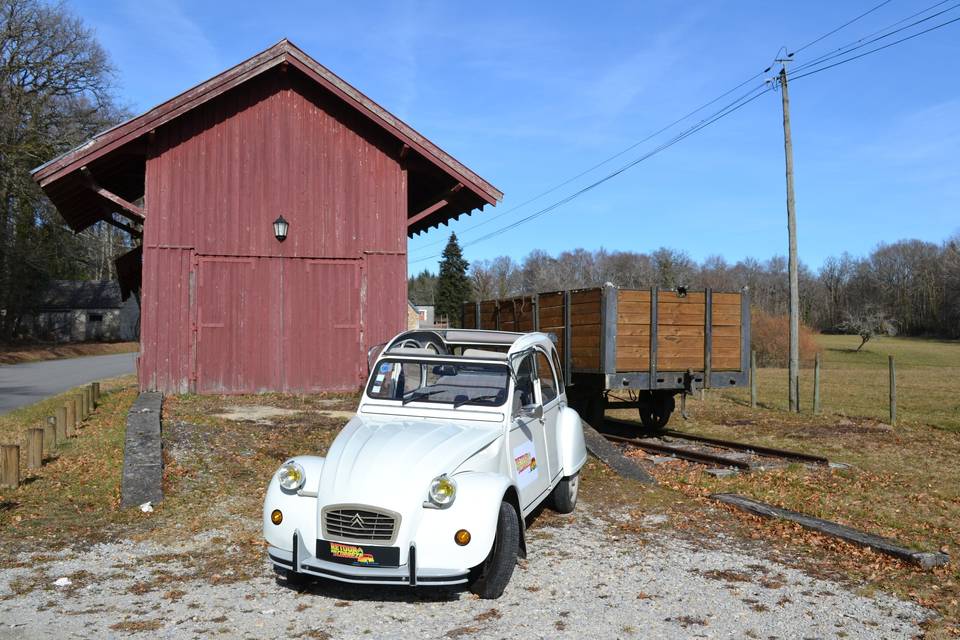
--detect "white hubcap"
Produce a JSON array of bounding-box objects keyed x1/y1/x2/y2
[{"x1": 568, "y1": 474, "x2": 579, "y2": 500}]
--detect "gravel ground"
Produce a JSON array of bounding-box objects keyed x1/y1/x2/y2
[{"x1": 0, "y1": 506, "x2": 932, "y2": 639}]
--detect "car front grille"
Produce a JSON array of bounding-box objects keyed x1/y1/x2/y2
[{"x1": 323, "y1": 506, "x2": 399, "y2": 543}]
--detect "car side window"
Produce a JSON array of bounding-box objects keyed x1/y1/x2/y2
[
  {"x1": 514, "y1": 354, "x2": 537, "y2": 410},
  {"x1": 551, "y1": 349, "x2": 565, "y2": 396},
  {"x1": 536, "y1": 351, "x2": 558, "y2": 404}
]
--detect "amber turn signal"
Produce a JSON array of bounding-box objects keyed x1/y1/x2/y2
[
  {"x1": 271, "y1": 509, "x2": 283, "y2": 525},
  {"x1": 454, "y1": 529, "x2": 471, "y2": 546}
]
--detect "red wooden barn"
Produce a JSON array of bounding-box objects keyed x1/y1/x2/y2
[{"x1": 32, "y1": 40, "x2": 501, "y2": 394}]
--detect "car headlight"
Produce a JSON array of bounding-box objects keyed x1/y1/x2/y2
[
  {"x1": 428, "y1": 474, "x2": 457, "y2": 507},
  {"x1": 277, "y1": 461, "x2": 305, "y2": 491}
]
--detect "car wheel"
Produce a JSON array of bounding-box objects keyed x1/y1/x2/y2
[
  {"x1": 469, "y1": 501, "x2": 520, "y2": 599},
  {"x1": 550, "y1": 472, "x2": 579, "y2": 514}
]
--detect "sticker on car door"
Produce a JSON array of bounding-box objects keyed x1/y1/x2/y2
[{"x1": 513, "y1": 440, "x2": 540, "y2": 489}]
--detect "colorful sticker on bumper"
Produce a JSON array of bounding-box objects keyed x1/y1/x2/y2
[
  {"x1": 513, "y1": 440, "x2": 539, "y2": 489},
  {"x1": 318, "y1": 541, "x2": 400, "y2": 567}
]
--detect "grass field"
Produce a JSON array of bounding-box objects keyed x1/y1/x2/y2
[{"x1": 729, "y1": 334, "x2": 960, "y2": 432}]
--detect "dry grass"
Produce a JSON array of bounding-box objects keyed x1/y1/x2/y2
[
  {"x1": 0, "y1": 341, "x2": 138, "y2": 365},
  {"x1": 0, "y1": 376, "x2": 143, "y2": 550}
]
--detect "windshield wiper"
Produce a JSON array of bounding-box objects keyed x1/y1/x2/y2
[
  {"x1": 402, "y1": 389, "x2": 445, "y2": 405},
  {"x1": 454, "y1": 394, "x2": 501, "y2": 409}
]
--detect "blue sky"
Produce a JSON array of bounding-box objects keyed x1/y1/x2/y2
[{"x1": 73, "y1": 0, "x2": 960, "y2": 274}]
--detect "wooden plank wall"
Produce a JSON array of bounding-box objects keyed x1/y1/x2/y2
[
  {"x1": 616, "y1": 290, "x2": 742, "y2": 372},
  {"x1": 498, "y1": 296, "x2": 536, "y2": 332},
  {"x1": 710, "y1": 292, "x2": 742, "y2": 370},
  {"x1": 537, "y1": 292, "x2": 565, "y2": 359},
  {"x1": 569, "y1": 288, "x2": 602, "y2": 371},
  {"x1": 616, "y1": 290, "x2": 652, "y2": 372}
]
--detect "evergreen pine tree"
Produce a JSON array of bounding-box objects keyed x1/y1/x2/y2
[{"x1": 434, "y1": 233, "x2": 470, "y2": 328}]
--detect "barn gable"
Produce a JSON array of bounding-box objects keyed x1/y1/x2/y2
[{"x1": 32, "y1": 40, "x2": 501, "y2": 394}]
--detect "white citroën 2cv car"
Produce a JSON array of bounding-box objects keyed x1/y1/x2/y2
[{"x1": 263, "y1": 328, "x2": 587, "y2": 598}]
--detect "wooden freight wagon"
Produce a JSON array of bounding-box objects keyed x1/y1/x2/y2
[{"x1": 462, "y1": 283, "x2": 751, "y2": 430}]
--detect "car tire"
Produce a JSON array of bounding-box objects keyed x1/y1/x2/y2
[
  {"x1": 469, "y1": 501, "x2": 520, "y2": 599},
  {"x1": 550, "y1": 472, "x2": 579, "y2": 514}
]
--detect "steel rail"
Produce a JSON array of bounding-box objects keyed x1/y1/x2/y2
[
  {"x1": 601, "y1": 433, "x2": 754, "y2": 470},
  {"x1": 661, "y1": 430, "x2": 829, "y2": 465}
]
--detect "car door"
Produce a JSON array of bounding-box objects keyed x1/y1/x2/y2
[
  {"x1": 535, "y1": 348, "x2": 562, "y2": 483},
  {"x1": 509, "y1": 352, "x2": 551, "y2": 512}
]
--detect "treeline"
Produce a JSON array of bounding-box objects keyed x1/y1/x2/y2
[
  {"x1": 0, "y1": 0, "x2": 129, "y2": 341},
  {"x1": 409, "y1": 235, "x2": 960, "y2": 338}
]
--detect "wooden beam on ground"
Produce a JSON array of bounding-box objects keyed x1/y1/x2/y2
[
  {"x1": 711, "y1": 493, "x2": 949, "y2": 569},
  {"x1": 581, "y1": 421, "x2": 656, "y2": 484},
  {"x1": 80, "y1": 167, "x2": 146, "y2": 223}
]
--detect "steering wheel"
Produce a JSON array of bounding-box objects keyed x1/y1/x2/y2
[{"x1": 398, "y1": 339, "x2": 422, "y2": 350}]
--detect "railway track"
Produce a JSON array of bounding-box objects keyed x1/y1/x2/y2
[{"x1": 599, "y1": 417, "x2": 829, "y2": 471}]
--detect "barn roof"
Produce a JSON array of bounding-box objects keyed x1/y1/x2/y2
[{"x1": 31, "y1": 39, "x2": 502, "y2": 237}]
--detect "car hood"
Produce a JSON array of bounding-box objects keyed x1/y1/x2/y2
[{"x1": 318, "y1": 415, "x2": 502, "y2": 509}]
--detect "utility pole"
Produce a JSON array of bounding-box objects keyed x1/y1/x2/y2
[{"x1": 778, "y1": 59, "x2": 800, "y2": 413}]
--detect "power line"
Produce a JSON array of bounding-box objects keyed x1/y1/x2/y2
[
  {"x1": 792, "y1": 14, "x2": 960, "y2": 80},
  {"x1": 411, "y1": 1, "x2": 960, "y2": 265},
  {"x1": 792, "y1": 1, "x2": 960, "y2": 72},
  {"x1": 792, "y1": 0, "x2": 895, "y2": 55},
  {"x1": 410, "y1": 83, "x2": 773, "y2": 264},
  {"x1": 409, "y1": 67, "x2": 773, "y2": 254},
  {"x1": 793, "y1": 0, "x2": 954, "y2": 70}
]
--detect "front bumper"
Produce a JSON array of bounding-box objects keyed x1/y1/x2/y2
[{"x1": 267, "y1": 532, "x2": 470, "y2": 587}]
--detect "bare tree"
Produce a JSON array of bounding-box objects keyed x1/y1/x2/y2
[
  {"x1": 840, "y1": 306, "x2": 897, "y2": 351},
  {"x1": 0, "y1": 0, "x2": 122, "y2": 339}
]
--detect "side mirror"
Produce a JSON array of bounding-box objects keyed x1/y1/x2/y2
[{"x1": 517, "y1": 404, "x2": 543, "y2": 421}]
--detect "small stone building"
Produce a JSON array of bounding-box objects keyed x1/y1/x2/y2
[{"x1": 24, "y1": 280, "x2": 140, "y2": 342}]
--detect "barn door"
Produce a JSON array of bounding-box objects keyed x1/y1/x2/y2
[
  {"x1": 194, "y1": 256, "x2": 361, "y2": 393},
  {"x1": 283, "y1": 260, "x2": 362, "y2": 391},
  {"x1": 194, "y1": 257, "x2": 282, "y2": 393}
]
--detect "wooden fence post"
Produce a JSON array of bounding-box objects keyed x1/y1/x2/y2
[
  {"x1": 795, "y1": 375, "x2": 801, "y2": 413},
  {"x1": 92, "y1": 382, "x2": 100, "y2": 405},
  {"x1": 889, "y1": 355, "x2": 897, "y2": 426},
  {"x1": 750, "y1": 350, "x2": 757, "y2": 409},
  {"x1": 55, "y1": 408, "x2": 66, "y2": 442},
  {"x1": 1, "y1": 445, "x2": 19, "y2": 489},
  {"x1": 44, "y1": 421, "x2": 57, "y2": 456},
  {"x1": 813, "y1": 353, "x2": 821, "y2": 414},
  {"x1": 77, "y1": 394, "x2": 86, "y2": 422},
  {"x1": 64, "y1": 400, "x2": 75, "y2": 437},
  {"x1": 27, "y1": 429, "x2": 44, "y2": 470},
  {"x1": 88, "y1": 384, "x2": 96, "y2": 409},
  {"x1": 83, "y1": 388, "x2": 92, "y2": 417}
]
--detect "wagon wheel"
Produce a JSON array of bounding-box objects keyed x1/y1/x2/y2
[{"x1": 639, "y1": 394, "x2": 675, "y2": 433}]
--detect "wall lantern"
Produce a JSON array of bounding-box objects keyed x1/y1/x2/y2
[{"x1": 273, "y1": 215, "x2": 289, "y2": 242}]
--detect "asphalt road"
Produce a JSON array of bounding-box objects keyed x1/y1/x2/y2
[{"x1": 0, "y1": 352, "x2": 137, "y2": 415}]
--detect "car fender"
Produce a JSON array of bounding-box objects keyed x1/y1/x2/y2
[
  {"x1": 262, "y1": 455, "x2": 324, "y2": 551},
  {"x1": 557, "y1": 406, "x2": 587, "y2": 476},
  {"x1": 415, "y1": 471, "x2": 518, "y2": 570}
]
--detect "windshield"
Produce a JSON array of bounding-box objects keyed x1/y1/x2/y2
[{"x1": 366, "y1": 359, "x2": 509, "y2": 408}]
